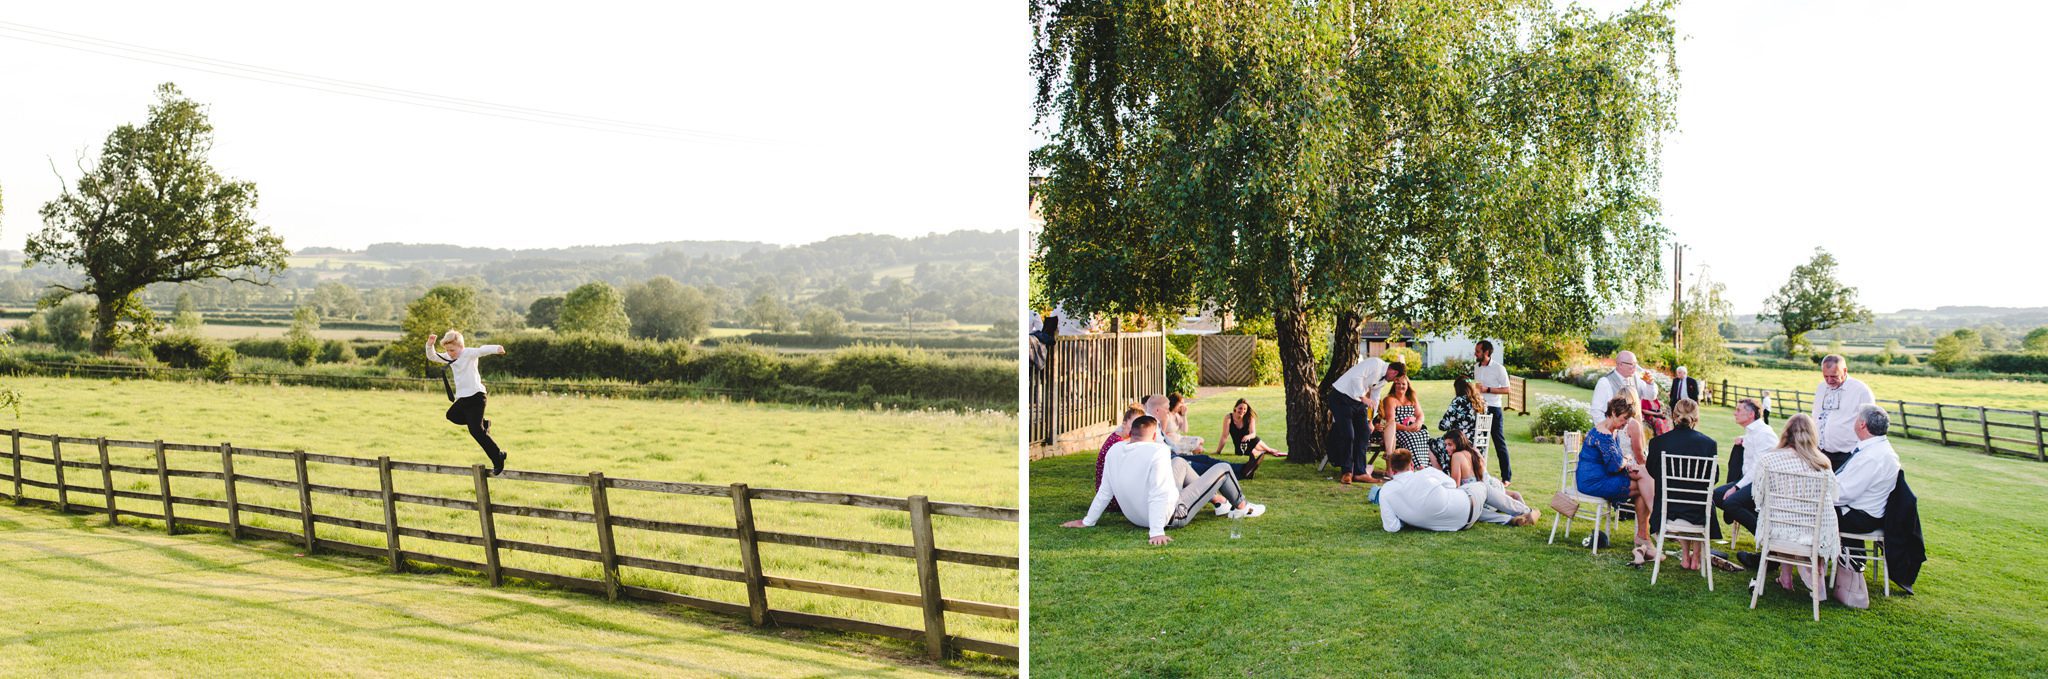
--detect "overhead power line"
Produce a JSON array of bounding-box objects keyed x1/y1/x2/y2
[{"x1": 0, "y1": 20, "x2": 767, "y2": 145}]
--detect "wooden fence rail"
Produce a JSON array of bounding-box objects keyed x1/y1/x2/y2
[
  {"x1": 1713, "y1": 381, "x2": 2047, "y2": 462},
  {"x1": 0, "y1": 428, "x2": 1019, "y2": 661}
]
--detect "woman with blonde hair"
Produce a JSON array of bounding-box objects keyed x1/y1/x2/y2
[{"x1": 1751, "y1": 414, "x2": 1840, "y2": 591}]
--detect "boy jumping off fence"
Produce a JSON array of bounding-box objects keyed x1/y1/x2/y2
[{"x1": 429, "y1": 330, "x2": 509, "y2": 475}]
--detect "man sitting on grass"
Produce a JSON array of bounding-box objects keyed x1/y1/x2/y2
[
  {"x1": 1375, "y1": 448, "x2": 1518, "y2": 532},
  {"x1": 1065, "y1": 416, "x2": 1266, "y2": 546}
]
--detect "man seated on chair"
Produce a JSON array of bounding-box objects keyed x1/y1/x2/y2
[
  {"x1": 1713, "y1": 398, "x2": 1778, "y2": 535},
  {"x1": 1835, "y1": 404, "x2": 1900, "y2": 535},
  {"x1": 1064, "y1": 416, "x2": 1265, "y2": 546},
  {"x1": 1375, "y1": 448, "x2": 1520, "y2": 532}
]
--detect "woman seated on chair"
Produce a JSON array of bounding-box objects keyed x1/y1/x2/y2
[
  {"x1": 1646, "y1": 398, "x2": 1717, "y2": 572},
  {"x1": 1444, "y1": 429, "x2": 1540, "y2": 526},
  {"x1": 1752, "y1": 414, "x2": 1841, "y2": 592},
  {"x1": 1578, "y1": 396, "x2": 1660, "y2": 565}
]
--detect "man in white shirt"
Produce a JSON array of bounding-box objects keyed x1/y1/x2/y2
[
  {"x1": 1377, "y1": 449, "x2": 1488, "y2": 532},
  {"x1": 1327, "y1": 356, "x2": 1387, "y2": 484},
  {"x1": 1813, "y1": 354, "x2": 1877, "y2": 467},
  {"x1": 1473, "y1": 341, "x2": 1513, "y2": 483},
  {"x1": 429, "y1": 330, "x2": 510, "y2": 475},
  {"x1": 1712, "y1": 398, "x2": 1777, "y2": 533},
  {"x1": 1064, "y1": 416, "x2": 1266, "y2": 545},
  {"x1": 1835, "y1": 405, "x2": 1901, "y2": 535},
  {"x1": 1589, "y1": 350, "x2": 1658, "y2": 423}
]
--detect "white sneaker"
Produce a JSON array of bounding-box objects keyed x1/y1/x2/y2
[
  {"x1": 1228, "y1": 503, "x2": 1267, "y2": 519},
  {"x1": 1214, "y1": 503, "x2": 1232, "y2": 517}
]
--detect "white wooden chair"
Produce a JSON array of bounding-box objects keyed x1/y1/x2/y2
[
  {"x1": 1547, "y1": 432, "x2": 1622, "y2": 556},
  {"x1": 1651, "y1": 455, "x2": 1719, "y2": 589},
  {"x1": 1839, "y1": 529, "x2": 1890, "y2": 598},
  {"x1": 1749, "y1": 468, "x2": 1838, "y2": 621},
  {"x1": 1471, "y1": 424, "x2": 1492, "y2": 466}
]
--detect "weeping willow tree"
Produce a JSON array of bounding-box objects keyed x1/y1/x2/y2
[{"x1": 1032, "y1": 0, "x2": 1679, "y2": 458}]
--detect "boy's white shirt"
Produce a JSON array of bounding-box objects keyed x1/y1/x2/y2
[{"x1": 428, "y1": 342, "x2": 504, "y2": 398}]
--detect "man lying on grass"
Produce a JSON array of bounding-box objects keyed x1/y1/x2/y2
[
  {"x1": 1065, "y1": 415, "x2": 1266, "y2": 546},
  {"x1": 1375, "y1": 448, "x2": 1537, "y2": 532}
]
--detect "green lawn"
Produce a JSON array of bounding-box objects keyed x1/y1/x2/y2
[
  {"x1": 1029, "y1": 380, "x2": 2048, "y2": 677},
  {"x1": 0, "y1": 504, "x2": 954, "y2": 677},
  {"x1": 0, "y1": 376, "x2": 1016, "y2": 669},
  {"x1": 1719, "y1": 365, "x2": 2048, "y2": 415}
]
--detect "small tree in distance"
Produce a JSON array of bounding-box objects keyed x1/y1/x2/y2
[
  {"x1": 558, "y1": 282, "x2": 630, "y2": 337},
  {"x1": 802, "y1": 306, "x2": 847, "y2": 339},
  {"x1": 1756, "y1": 248, "x2": 1872, "y2": 358},
  {"x1": 624, "y1": 276, "x2": 712, "y2": 342}
]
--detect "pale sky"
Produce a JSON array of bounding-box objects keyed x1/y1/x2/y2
[
  {"x1": 1022, "y1": 1, "x2": 2047, "y2": 315},
  {"x1": 0, "y1": 2, "x2": 1032, "y2": 252}
]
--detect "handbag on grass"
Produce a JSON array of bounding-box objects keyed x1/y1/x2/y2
[
  {"x1": 1833, "y1": 558, "x2": 1871, "y2": 609},
  {"x1": 1548, "y1": 491, "x2": 1581, "y2": 518}
]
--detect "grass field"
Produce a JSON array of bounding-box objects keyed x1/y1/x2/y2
[
  {"x1": 0, "y1": 376, "x2": 1017, "y2": 668},
  {"x1": 0, "y1": 504, "x2": 957, "y2": 677},
  {"x1": 1718, "y1": 365, "x2": 2048, "y2": 415},
  {"x1": 0, "y1": 318, "x2": 399, "y2": 342},
  {"x1": 1028, "y1": 380, "x2": 2048, "y2": 677}
]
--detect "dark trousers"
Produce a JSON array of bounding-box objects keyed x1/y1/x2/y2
[
  {"x1": 445, "y1": 393, "x2": 502, "y2": 458},
  {"x1": 1839, "y1": 507, "x2": 1883, "y2": 534},
  {"x1": 1176, "y1": 453, "x2": 1246, "y2": 478},
  {"x1": 1486, "y1": 406, "x2": 1511, "y2": 482},
  {"x1": 1327, "y1": 392, "x2": 1370, "y2": 475},
  {"x1": 1824, "y1": 449, "x2": 1853, "y2": 471},
  {"x1": 1714, "y1": 482, "x2": 1757, "y2": 534}
]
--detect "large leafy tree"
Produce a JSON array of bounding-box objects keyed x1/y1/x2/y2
[
  {"x1": 1032, "y1": 0, "x2": 1679, "y2": 458},
  {"x1": 1756, "y1": 247, "x2": 1872, "y2": 358},
  {"x1": 30, "y1": 83, "x2": 288, "y2": 354}
]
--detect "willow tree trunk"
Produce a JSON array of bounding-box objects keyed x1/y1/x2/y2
[
  {"x1": 1276, "y1": 309, "x2": 1328, "y2": 464},
  {"x1": 1319, "y1": 311, "x2": 1364, "y2": 393}
]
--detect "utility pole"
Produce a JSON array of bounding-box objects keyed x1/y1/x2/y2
[{"x1": 1671, "y1": 242, "x2": 1685, "y2": 353}]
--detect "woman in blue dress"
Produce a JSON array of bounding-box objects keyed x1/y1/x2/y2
[{"x1": 1578, "y1": 396, "x2": 1660, "y2": 565}]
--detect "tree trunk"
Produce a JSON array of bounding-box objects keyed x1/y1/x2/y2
[
  {"x1": 1276, "y1": 309, "x2": 1328, "y2": 464},
  {"x1": 90, "y1": 295, "x2": 121, "y2": 356},
  {"x1": 1319, "y1": 310, "x2": 1364, "y2": 393}
]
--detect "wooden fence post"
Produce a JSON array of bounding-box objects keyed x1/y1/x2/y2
[
  {"x1": 51, "y1": 439, "x2": 68, "y2": 513},
  {"x1": 730, "y1": 483, "x2": 768, "y2": 626},
  {"x1": 472, "y1": 464, "x2": 501, "y2": 586},
  {"x1": 1896, "y1": 400, "x2": 1911, "y2": 438},
  {"x1": 2034, "y1": 411, "x2": 2045, "y2": 462},
  {"x1": 220, "y1": 443, "x2": 241, "y2": 540},
  {"x1": 909, "y1": 495, "x2": 948, "y2": 661},
  {"x1": 9, "y1": 430, "x2": 19, "y2": 502},
  {"x1": 1935, "y1": 403, "x2": 1949, "y2": 446},
  {"x1": 293, "y1": 450, "x2": 316, "y2": 553},
  {"x1": 1045, "y1": 341, "x2": 1060, "y2": 446},
  {"x1": 1980, "y1": 408, "x2": 1993, "y2": 455},
  {"x1": 377, "y1": 456, "x2": 402, "y2": 573},
  {"x1": 154, "y1": 440, "x2": 176, "y2": 534},
  {"x1": 589, "y1": 471, "x2": 620, "y2": 602},
  {"x1": 98, "y1": 438, "x2": 116, "y2": 526}
]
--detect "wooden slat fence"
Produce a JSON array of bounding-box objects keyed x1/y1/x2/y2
[
  {"x1": 1714, "y1": 380, "x2": 2046, "y2": 462},
  {"x1": 0, "y1": 428, "x2": 1018, "y2": 661},
  {"x1": 1030, "y1": 332, "x2": 1165, "y2": 447}
]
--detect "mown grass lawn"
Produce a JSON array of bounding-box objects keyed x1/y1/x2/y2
[
  {"x1": 0, "y1": 505, "x2": 954, "y2": 678},
  {"x1": 1718, "y1": 365, "x2": 2048, "y2": 416},
  {"x1": 0, "y1": 376, "x2": 1016, "y2": 670},
  {"x1": 1028, "y1": 380, "x2": 2048, "y2": 677}
]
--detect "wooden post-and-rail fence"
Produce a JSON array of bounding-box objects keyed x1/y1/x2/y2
[
  {"x1": 1712, "y1": 380, "x2": 2048, "y2": 463},
  {"x1": 0, "y1": 428, "x2": 1019, "y2": 661}
]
